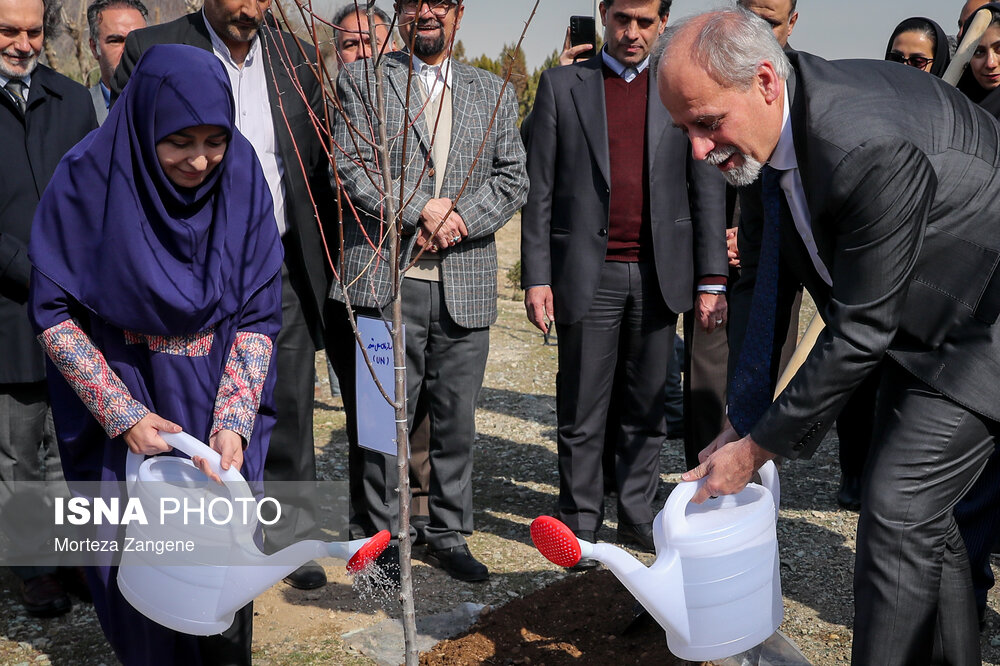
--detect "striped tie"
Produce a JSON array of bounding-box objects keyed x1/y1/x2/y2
[{"x1": 5, "y1": 79, "x2": 27, "y2": 114}]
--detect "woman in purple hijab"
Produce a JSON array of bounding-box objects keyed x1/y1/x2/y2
[{"x1": 27, "y1": 43, "x2": 283, "y2": 665}]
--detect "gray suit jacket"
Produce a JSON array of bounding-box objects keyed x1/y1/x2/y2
[
  {"x1": 733, "y1": 51, "x2": 1000, "y2": 459},
  {"x1": 88, "y1": 83, "x2": 108, "y2": 125},
  {"x1": 520, "y1": 56, "x2": 728, "y2": 325},
  {"x1": 331, "y1": 51, "x2": 528, "y2": 329}
]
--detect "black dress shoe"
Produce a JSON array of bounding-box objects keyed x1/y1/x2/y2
[
  {"x1": 58, "y1": 566, "x2": 92, "y2": 603},
  {"x1": 21, "y1": 573, "x2": 71, "y2": 618},
  {"x1": 617, "y1": 521, "x2": 655, "y2": 553},
  {"x1": 426, "y1": 544, "x2": 489, "y2": 582},
  {"x1": 371, "y1": 544, "x2": 401, "y2": 585},
  {"x1": 836, "y1": 474, "x2": 862, "y2": 511},
  {"x1": 283, "y1": 560, "x2": 327, "y2": 590},
  {"x1": 568, "y1": 530, "x2": 599, "y2": 571}
]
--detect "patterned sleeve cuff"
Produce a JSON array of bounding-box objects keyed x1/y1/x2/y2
[
  {"x1": 212, "y1": 332, "x2": 273, "y2": 442},
  {"x1": 38, "y1": 319, "x2": 149, "y2": 438}
]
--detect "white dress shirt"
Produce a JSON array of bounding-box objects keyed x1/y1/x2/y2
[
  {"x1": 601, "y1": 48, "x2": 648, "y2": 83},
  {"x1": 205, "y1": 12, "x2": 288, "y2": 236},
  {"x1": 412, "y1": 54, "x2": 452, "y2": 104},
  {"x1": 769, "y1": 82, "x2": 832, "y2": 287},
  {"x1": 0, "y1": 72, "x2": 31, "y2": 104}
]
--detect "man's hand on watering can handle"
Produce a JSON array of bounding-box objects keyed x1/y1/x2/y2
[
  {"x1": 123, "y1": 412, "x2": 181, "y2": 456},
  {"x1": 195, "y1": 429, "x2": 245, "y2": 485},
  {"x1": 682, "y1": 425, "x2": 777, "y2": 504}
]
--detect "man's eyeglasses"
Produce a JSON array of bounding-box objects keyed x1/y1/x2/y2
[
  {"x1": 399, "y1": 0, "x2": 459, "y2": 16},
  {"x1": 886, "y1": 51, "x2": 933, "y2": 70}
]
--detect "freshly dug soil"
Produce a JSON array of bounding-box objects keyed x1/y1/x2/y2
[{"x1": 421, "y1": 570, "x2": 697, "y2": 666}]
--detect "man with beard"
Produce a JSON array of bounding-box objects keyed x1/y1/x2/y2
[
  {"x1": 0, "y1": 0, "x2": 96, "y2": 616},
  {"x1": 521, "y1": 0, "x2": 727, "y2": 563},
  {"x1": 661, "y1": 8, "x2": 1000, "y2": 663},
  {"x1": 112, "y1": 0, "x2": 338, "y2": 592},
  {"x1": 332, "y1": 0, "x2": 527, "y2": 582}
]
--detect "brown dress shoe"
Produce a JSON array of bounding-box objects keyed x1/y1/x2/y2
[{"x1": 21, "y1": 573, "x2": 71, "y2": 618}]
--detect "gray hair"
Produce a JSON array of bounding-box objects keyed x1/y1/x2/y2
[
  {"x1": 332, "y1": 2, "x2": 392, "y2": 30},
  {"x1": 86, "y1": 0, "x2": 148, "y2": 41},
  {"x1": 655, "y1": 8, "x2": 791, "y2": 90}
]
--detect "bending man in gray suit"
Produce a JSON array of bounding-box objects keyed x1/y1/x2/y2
[
  {"x1": 332, "y1": 0, "x2": 527, "y2": 582},
  {"x1": 521, "y1": 0, "x2": 728, "y2": 562},
  {"x1": 660, "y1": 9, "x2": 1000, "y2": 664}
]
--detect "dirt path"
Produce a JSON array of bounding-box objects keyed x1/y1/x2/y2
[{"x1": 2, "y1": 216, "x2": 1000, "y2": 665}]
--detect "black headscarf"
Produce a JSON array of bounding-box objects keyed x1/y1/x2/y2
[
  {"x1": 957, "y1": 3, "x2": 1000, "y2": 116},
  {"x1": 884, "y1": 16, "x2": 951, "y2": 78}
]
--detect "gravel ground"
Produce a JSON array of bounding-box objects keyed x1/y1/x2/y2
[{"x1": 2, "y1": 215, "x2": 999, "y2": 665}]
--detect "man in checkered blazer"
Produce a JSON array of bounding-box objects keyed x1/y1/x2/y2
[{"x1": 330, "y1": 0, "x2": 527, "y2": 582}]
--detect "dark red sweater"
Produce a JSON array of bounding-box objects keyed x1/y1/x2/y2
[{"x1": 603, "y1": 64, "x2": 651, "y2": 262}]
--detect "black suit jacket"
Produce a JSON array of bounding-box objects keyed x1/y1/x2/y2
[
  {"x1": 0, "y1": 66, "x2": 96, "y2": 382},
  {"x1": 521, "y1": 56, "x2": 728, "y2": 325},
  {"x1": 112, "y1": 12, "x2": 335, "y2": 347},
  {"x1": 732, "y1": 51, "x2": 1000, "y2": 458}
]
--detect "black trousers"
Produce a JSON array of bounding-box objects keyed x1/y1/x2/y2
[
  {"x1": 261, "y1": 264, "x2": 317, "y2": 549},
  {"x1": 852, "y1": 361, "x2": 996, "y2": 665},
  {"x1": 555, "y1": 261, "x2": 674, "y2": 531},
  {"x1": 343, "y1": 279, "x2": 489, "y2": 550}
]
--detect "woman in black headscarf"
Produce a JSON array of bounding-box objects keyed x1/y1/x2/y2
[
  {"x1": 884, "y1": 16, "x2": 951, "y2": 77},
  {"x1": 959, "y1": 3, "x2": 1000, "y2": 114}
]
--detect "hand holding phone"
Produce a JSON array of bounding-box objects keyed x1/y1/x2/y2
[{"x1": 567, "y1": 15, "x2": 597, "y2": 62}]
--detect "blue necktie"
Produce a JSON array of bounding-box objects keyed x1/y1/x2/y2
[{"x1": 728, "y1": 164, "x2": 783, "y2": 436}]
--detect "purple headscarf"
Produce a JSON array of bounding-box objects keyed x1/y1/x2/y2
[{"x1": 29, "y1": 43, "x2": 283, "y2": 336}]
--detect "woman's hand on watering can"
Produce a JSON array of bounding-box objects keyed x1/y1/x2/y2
[
  {"x1": 123, "y1": 412, "x2": 182, "y2": 455},
  {"x1": 682, "y1": 434, "x2": 777, "y2": 504},
  {"x1": 194, "y1": 429, "x2": 245, "y2": 485}
]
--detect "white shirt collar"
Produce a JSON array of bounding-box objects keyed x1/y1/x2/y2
[
  {"x1": 203, "y1": 9, "x2": 261, "y2": 68},
  {"x1": 601, "y1": 47, "x2": 648, "y2": 83},
  {"x1": 0, "y1": 72, "x2": 32, "y2": 91},
  {"x1": 411, "y1": 54, "x2": 452, "y2": 102},
  {"x1": 769, "y1": 82, "x2": 796, "y2": 171}
]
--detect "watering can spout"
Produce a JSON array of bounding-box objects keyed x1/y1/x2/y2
[
  {"x1": 217, "y1": 531, "x2": 391, "y2": 615},
  {"x1": 529, "y1": 517, "x2": 690, "y2": 642}
]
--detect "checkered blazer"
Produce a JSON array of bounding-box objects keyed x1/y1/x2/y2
[{"x1": 331, "y1": 51, "x2": 528, "y2": 329}]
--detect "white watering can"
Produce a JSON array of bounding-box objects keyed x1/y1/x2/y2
[
  {"x1": 531, "y1": 460, "x2": 782, "y2": 662},
  {"x1": 118, "y1": 431, "x2": 389, "y2": 636}
]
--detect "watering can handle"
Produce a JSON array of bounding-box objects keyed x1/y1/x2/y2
[
  {"x1": 757, "y1": 459, "x2": 780, "y2": 518},
  {"x1": 665, "y1": 460, "x2": 781, "y2": 534},
  {"x1": 124, "y1": 430, "x2": 254, "y2": 501},
  {"x1": 663, "y1": 477, "x2": 703, "y2": 537}
]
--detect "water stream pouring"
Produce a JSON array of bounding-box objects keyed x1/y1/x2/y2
[
  {"x1": 117, "y1": 431, "x2": 389, "y2": 635},
  {"x1": 531, "y1": 461, "x2": 782, "y2": 662}
]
